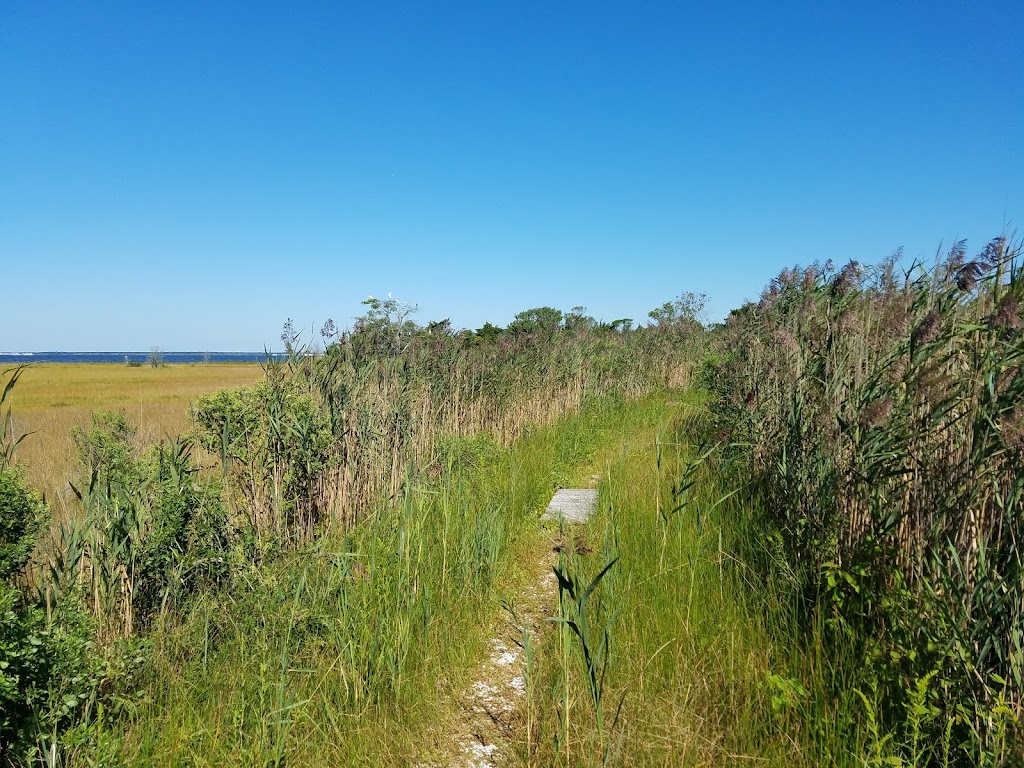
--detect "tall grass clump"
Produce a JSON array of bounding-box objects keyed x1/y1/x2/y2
[
  {"x1": 705, "y1": 236, "x2": 1024, "y2": 763},
  {"x1": 111, "y1": 393, "x2": 675, "y2": 766},
  {"x1": 193, "y1": 299, "x2": 700, "y2": 550},
  {"x1": 522, "y1": 396, "x2": 817, "y2": 767}
]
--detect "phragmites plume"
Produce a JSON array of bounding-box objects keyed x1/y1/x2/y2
[
  {"x1": 950, "y1": 260, "x2": 991, "y2": 292},
  {"x1": 838, "y1": 307, "x2": 857, "y2": 334},
  {"x1": 996, "y1": 365, "x2": 1021, "y2": 396},
  {"x1": 991, "y1": 295, "x2": 1023, "y2": 330},
  {"x1": 830, "y1": 260, "x2": 861, "y2": 297},
  {"x1": 772, "y1": 327, "x2": 800, "y2": 357},
  {"x1": 759, "y1": 282, "x2": 781, "y2": 310},
  {"x1": 945, "y1": 239, "x2": 968, "y2": 272},
  {"x1": 911, "y1": 310, "x2": 941, "y2": 347},
  {"x1": 947, "y1": 238, "x2": 1004, "y2": 292},
  {"x1": 880, "y1": 248, "x2": 902, "y2": 292},
  {"x1": 979, "y1": 236, "x2": 1007, "y2": 269},
  {"x1": 801, "y1": 265, "x2": 818, "y2": 291},
  {"x1": 954, "y1": 260, "x2": 985, "y2": 291},
  {"x1": 1000, "y1": 406, "x2": 1024, "y2": 452},
  {"x1": 860, "y1": 397, "x2": 894, "y2": 430}
]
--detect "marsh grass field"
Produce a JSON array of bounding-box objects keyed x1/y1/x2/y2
[{"x1": 5, "y1": 363, "x2": 262, "y2": 510}]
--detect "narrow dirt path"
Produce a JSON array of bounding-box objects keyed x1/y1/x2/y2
[
  {"x1": 434, "y1": 482, "x2": 599, "y2": 768},
  {"x1": 446, "y1": 540, "x2": 558, "y2": 768}
]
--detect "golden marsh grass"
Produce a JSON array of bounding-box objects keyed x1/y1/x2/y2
[{"x1": 5, "y1": 362, "x2": 262, "y2": 514}]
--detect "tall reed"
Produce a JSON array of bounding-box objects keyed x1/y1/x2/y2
[
  {"x1": 706, "y1": 237, "x2": 1024, "y2": 762},
  {"x1": 193, "y1": 322, "x2": 695, "y2": 548}
]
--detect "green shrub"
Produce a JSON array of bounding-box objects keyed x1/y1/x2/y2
[
  {"x1": 0, "y1": 467, "x2": 48, "y2": 759},
  {"x1": 72, "y1": 410, "x2": 139, "y2": 487},
  {"x1": 0, "y1": 468, "x2": 44, "y2": 581}
]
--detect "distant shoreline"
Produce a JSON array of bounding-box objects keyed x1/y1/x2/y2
[{"x1": 0, "y1": 352, "x2": 280, "y2": 364}]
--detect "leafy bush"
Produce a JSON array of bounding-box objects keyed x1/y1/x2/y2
[
  {"x1": 72, "y1": 410, "x2": 139, "y2": 487},
  {"x1": 0, "y1": 468, "x2": 44, "y2": 582},
  {"x1": 0, "y1": 467, "x2": 54, "y2": 762},
  {"x1": 0, "y1": 582, "x2": 46, "y2": 760}
]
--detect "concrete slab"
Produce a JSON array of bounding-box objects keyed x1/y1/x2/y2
[{"x1": 541, "y1": 489, "x2": 598, "y2": 524}]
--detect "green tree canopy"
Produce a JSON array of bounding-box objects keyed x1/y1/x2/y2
[{"x1": 507, "y1": 307, "x2": 563, "y2": 335}]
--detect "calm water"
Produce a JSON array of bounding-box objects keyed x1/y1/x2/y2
[{"x1": 0, "y1": 352, "x2": 280, "y2": 365}]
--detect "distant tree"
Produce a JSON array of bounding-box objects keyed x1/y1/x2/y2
[
  {"x1": 508, "y1": 307, "x2": 563, "y2": 335},
  {"x1": 148, "y1": 346, "x2": 164, "y2": 368},
  {"x1": 351, "y1": 294, "x2": 419, "y2": 359},
  {"x1": 472, "y1": 322, "x2": 504, "y2": 344},
  {"x1": 425, "y1": 318, "x2": 454, "y2": 336},
  {"x1": 564, "y1": 306, "x2": 596, "y2": 333},
  {"x1": 648, "y1": 292, "x2": 709, "y2": 329}
]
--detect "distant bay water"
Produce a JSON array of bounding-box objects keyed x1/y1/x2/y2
[{"x1": 0, "y1": 352, "x2": 281, "y2": 365}]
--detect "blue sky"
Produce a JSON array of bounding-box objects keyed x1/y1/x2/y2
[{"x1": 1, "y1": 1, "x2": 1021, "y2": 351}]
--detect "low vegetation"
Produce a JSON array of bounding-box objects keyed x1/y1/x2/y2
[{"x1": 522, "y1": 395, "x2": 800, "y2": 766}]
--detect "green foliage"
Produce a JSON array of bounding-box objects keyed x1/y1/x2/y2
[
  {"x1": 192, "y1": 386, "x2": 263, "y2": 464},
  {"x1": 471, "y1": 321, "x2": 505, "y2": 344},
  {"x1": 708, "y1": 236, "x2": 1024, "y2": 763},
  {"x1": 647, "y1": 290, "x2": 708, "y2": 328},
  {"x1": 72, "y1": 410, "x2": 139, "y2": 487},
  {"x1": 0, "y1": 369, "x2": 49, "y2": 760},
  {"x1": 507, "y1": 306, "x2": 564, "y2": 335},
  {"x1": 0, "y1": 295, "x2": 706, "y2": 763},
  {"x1": 55, "y1": 428, "x2": 233, "y2": 642},
  {"x1": 349, "y1": 295, "x2": 420, "y2": 360},
  {"x1": 98, "y1": 393, "x2": 661, "y2": 765},
  {"x1": 135, "y1": 438, "x2": 231, "y2": 619},
  {"x1": 525, "y1": 395, "x2": 819, "y2": 765},
  {"x1": 194, "y1": 373, "x2": 334, "y2": 545},
  {"x1": 550, "y1": 556, "x2": 619, "y2": 739},
  {"x1": 434, "y1": 432, "x2": 502, "y2": 470},
  {"x1": 1, "y1": 366, "x2": 29, "y2": 471},
  {"x1": 563, "y1": 306, "x2": 596, "y2": 333},
  {"x1": 0, "y1": 469, "x2": 45, "y2": 582},
  {"x1": 193, "y1": 307, "x2": 695, "y2": 551},
  {"x1": 0, "y1": 584, "x2": 46, "y2": 760}
]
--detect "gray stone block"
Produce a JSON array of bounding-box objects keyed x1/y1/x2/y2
[{"x1": 541, "y1": 489, "x2": 598, "y2": 524}]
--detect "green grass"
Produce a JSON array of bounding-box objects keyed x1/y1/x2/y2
[
  {"x1": 520, "y1": 393, "x2": 855, "y2": 767},
  {"x1": 96, "y1": 392, "x2": 681, "y2": 766}
]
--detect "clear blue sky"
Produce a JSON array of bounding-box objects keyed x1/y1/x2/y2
[{"x1": 2, "y1": 1, "x2": 1021, "y2": 351}]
